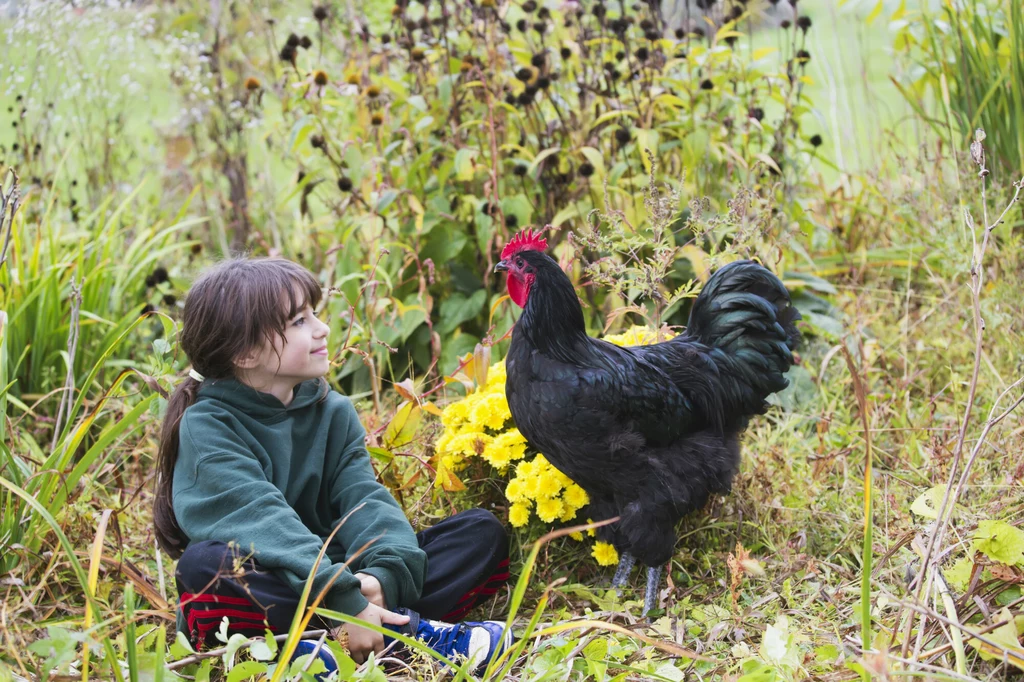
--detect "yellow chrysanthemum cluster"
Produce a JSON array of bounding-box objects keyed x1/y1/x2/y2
[
  {"x1": 434, "y1": 326, "x2": 669, "y2": 565},
  {"x1": 436, "y1": 360, "x2": 591, "y2": 529},
  {"x1": 505, "y1": 454, "x2": 590, "y2": 526},
  {"x1": 601, "y1": 324, "x2": 677, "y2": 347}
]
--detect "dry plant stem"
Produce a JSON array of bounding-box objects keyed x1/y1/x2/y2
[
  {"x1": 905, "y1": 173, "x2": 1024, "y2": 663},
  {"x1": 0, "y1": 169, "x2": 22, "y2": 270},
  {"x1": 52, "y1": 278, "x2": 82, "y2": 450},
  {"x1": 165, "y1": 629, "x2": 328, "y2": 671}
]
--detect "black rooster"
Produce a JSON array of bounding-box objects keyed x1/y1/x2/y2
[{"x1": 495, "y1": 229, "x2": 801, "y2": 614}]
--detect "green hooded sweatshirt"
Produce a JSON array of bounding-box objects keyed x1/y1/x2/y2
[{"x1": 172, "y1": 377, "x2": 426, "y2": 630}]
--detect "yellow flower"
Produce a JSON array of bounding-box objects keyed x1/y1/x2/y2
[
  {"x1": 493, "y1": 429, "x2": 528, "y2": 461},
  {"x1": 537, "y1": 472, "x2": 563, "y2": 498},
  {"x1": 505, "y1": 478, "x2": 527, "y2": 502},
  {"x1": 592, "y1": 541, "x2": 619, "y2": 566},
  {"x1": 602, "y1": 325, "x2": 677, "y2": 347},
  {"x1": 441, "y1": 400, "x2": 470, "y2": 428},
  {"x1": 563, "y1": 483, "x2": 589, "y2": 510},
  {"x1": 559, "y1": 503, "x2": 579, "y2": 522},
  {"x1": 569, "y1": 531, "x2": 584, "y2": 541},
  {"x1": 509, "y1": 502, "x2": 531, "y2": 527},
  {"x1": 536, "y1": 497, "x2": 563, "y2": 522},
  {"x1": 469, "y1": 392, "x2": 510, "y2": 431},
  {"x1": 485, "y1": 361, "x2": 507, "y2": 389}
]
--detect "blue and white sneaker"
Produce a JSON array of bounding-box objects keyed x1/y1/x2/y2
[
  {"x1": 389, "y1": 610, "x2": 513, "y2": 672},
  {"x1": 291, "y1": 639, "x2": 338, "y2": 681}
]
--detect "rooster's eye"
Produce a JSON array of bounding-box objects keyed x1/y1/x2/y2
[{"x1": 515, "y1": 257, "x2": 524, "y2": 268}]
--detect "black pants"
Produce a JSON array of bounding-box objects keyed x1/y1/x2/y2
[{"x1": 175, "y1": 509, "x2": 510, "y2": 649}]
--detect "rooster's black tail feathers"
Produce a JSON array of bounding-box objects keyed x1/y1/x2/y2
[{"x1": 684, "y1": 260, "x2": 801, "y2": 425}]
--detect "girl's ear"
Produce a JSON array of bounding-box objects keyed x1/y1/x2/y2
[{"x1": 234, "y1": 347, "x2": 261, "y2": 370}]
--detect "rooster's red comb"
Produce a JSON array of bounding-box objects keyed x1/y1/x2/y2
[{"x1": 500, "y1": 229, "x2": 548, "y2": 260}]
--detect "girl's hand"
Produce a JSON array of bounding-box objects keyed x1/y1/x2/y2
[
  {"x1": 339, "y1": 603, "x2": 409, "y2": 664},
  {"x1": 354, "y1": 572, "x2": 385, "y2": 608}
]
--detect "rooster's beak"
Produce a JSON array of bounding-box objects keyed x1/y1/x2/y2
[{"x1": 494, "y1": 260, "x2": 509, "y2": 273}]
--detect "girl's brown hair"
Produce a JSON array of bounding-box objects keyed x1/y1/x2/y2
[{"x1": 153, "y1": 257, "x2": 324, "y2": 558}]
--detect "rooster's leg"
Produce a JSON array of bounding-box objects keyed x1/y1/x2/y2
[
  {"x1": 610, "y1": 552, "x2": 635, "y2": 590},
  {"x1": 642, "y1": 565, "x2": 662, "y2": 616}
]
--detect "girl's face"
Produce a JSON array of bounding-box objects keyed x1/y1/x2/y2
[{"x1": 236, "y1": 298, "x2": 331, "y2": 403}]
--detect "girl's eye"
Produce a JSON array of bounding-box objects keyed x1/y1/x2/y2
[{"x1": 293, "y1": 316, "x2": 305, "y2": 326}]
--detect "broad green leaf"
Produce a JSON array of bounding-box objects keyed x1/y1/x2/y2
[{"x1": 973, "y1": 520, "x2": 1024, "y2": 566}]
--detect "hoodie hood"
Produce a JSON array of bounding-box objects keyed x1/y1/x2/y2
[{"x1": 196, "y1": 377, "x2": 327, "y2": 422}]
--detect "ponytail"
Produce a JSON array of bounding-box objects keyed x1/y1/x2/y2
[{"x1": 153, "y1": 374, "x2": 202, "y2": 558}]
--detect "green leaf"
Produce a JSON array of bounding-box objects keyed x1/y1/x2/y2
[
  {"x1": 528, "y1": 147, "x2": 561, "y2": 174},
  {"x1": 759, "y1": 615, "x2": 801, "y2": 673},
  {"x1": 384, "y1": 402, "x2": 422, "y2": 450},
  {"x1": 910, "y1": 485, "x2": 954, "y2": 520},
  {"x1": 439, "y1": 289, "x2": 487, "y2": 335},
  {"x1": 227, "y1": 661, "x2": 269, "y2": 682},
  {"x1": 454, "y1": 148, "x2": 478, "y2": 181},
  {"x1": 944, "y1": 555, "x2": 974, "y2": 592},
  {"x1": 973, "y1": 520, "x2": 1024, "y2": 566}
]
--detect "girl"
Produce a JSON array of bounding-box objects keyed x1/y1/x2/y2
[{"x1": 153, "y1": 257, "x2": 512, "y2": 672}]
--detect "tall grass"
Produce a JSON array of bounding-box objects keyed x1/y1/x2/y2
[{"x1": 893, "y1": 0, "x2": 1024, "y2": 175}]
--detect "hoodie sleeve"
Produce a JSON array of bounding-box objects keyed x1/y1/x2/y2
[
  {"x1": 326, "y1": 397, "x2": 427, "y2": 610},
  {"x1": 173, "y1": 408, "x2": 370, "y2": 618}
]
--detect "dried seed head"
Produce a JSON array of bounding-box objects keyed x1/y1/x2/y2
[
  {"x1": 287, "y1": 33, "x2": 301, "y2": 47},
  {"x1": 533, "y1": 21, "x2": 547, "y2": 33},
  {"x1": 163, "y1": 294, "x2": 178, "y2": 307},
  {"x1": 506, "y1": 214, "x2": 519, "y2": 228},
  {"x1": 516, "y1": 67, "x2": 534, "y2": 82},
  {"x1": 381, "y1": 32, "x2": 392, "y2": 43},
  {"x1": 579, "y1": 162, "x2": 595, "y2": 177},
  {"x1": 537, "y1": 76, "x2": 551, "y2": 89},
  {"x1": 780, "y1": 19, "x2": 791, "y2": 28},
  {"x1": 480, "y1": 0, "x2": 496, "y2": 7},
  {"x1": 338, "y1": 176, "x2": 353, "y2": 191},
  {"x1": 346, "y1": 73, "x2": 361, "y2": 85},
  {"x1": 313, "y1": 5, "x2": 329, "y2": 21},
  {"x1": 523, "y1": 0, "x2": 537, "y2": 11},
  {"x1": 245, "y1": 76, "x2": 261, "y2": 90},
  {"x1": 796, "y1": 49, "x2": 810, "y2": 63},
  {"x1": 531, "y1": 52, "x2": 546, "y2": 67},
  {"x1": 560, "y1": 46, "x2": 572, "y2": 59},
  {"x1": 516, "y1": 18, "x2": 528, "y2": 30},
  {"x1": 280, "y1": 44, "x2": 297, "y2": 63},
  {"x1": 513, "y1": 163, "x2": 528, "y2": 176},
  {"x1": 615, "y1": 50, "x2": 625, "y2": 61},
  {"x1": 692, "y1": 26, "x2": 706, "y2": 37},
  {"x1": 749, "y1": 107, "x2": 764, "y2": 121},
  {"x1": 191, "y1": 243, "x2": 203, "y2": 254},
  {"x1": 371, "y1": 112, "x2": 385, "y2": 126},
  {"x1": 152, "y1": 266, "x2": 170, "y2": 284},
  {"x1": 314, "y1": 70, "x2": 329, "y2": 86},
  {"x1": 810, "y1": 134, "x2": 822, "y2": 147},
  {"x1": 538, "y1": 7, "x2": 550, "y2": 19},
  {"x1": 505, "y1": 92, "x2": 517, "y2": 105},
  {"x1": 700, "y1": 78, "x2": 714, "y2": 90},
  {"x1": 797, "y1": 16, "x2": 811, "y2": 31},
  {"x1": 366, "y1": 84, "x2": 382, "y2": 98},
  {"x1": 674, "y1": 27, "x2": 685, "y2": 38},
  {"x1": 615, "y1": 127, "x2": 631, "y2": 145},
  {"x1": 300, "y1": 35, "x2": 313, "y2": 49},
  {"x1": 645, "y1": 29, "x2": 660, "y2": 40},
  {"x1": 636, "y1": 46, "x2": 649, "y2": 61},
  {"x1": 311, "y1": 134, "x2": 325, "y2": 149},
  {"x1": 640, "y1": 18, "x2": 653, "y2": 30},
  {"x1": 411, "y1": 46, "x2": 427, "y2": 61},
  {"x1": 593, "y1": 3, "x2": 606, "y2": 17}
]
